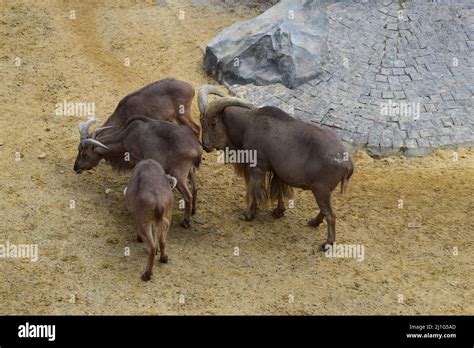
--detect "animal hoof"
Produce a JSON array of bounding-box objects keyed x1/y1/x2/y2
[
  {"x1": 239, "y1": 214, "x2": 253, "y2": 221},
  {"x1": 137, "y1": 235, "x2": 143, "y2": 243},
  {"x1": 141, "y1": 272, "x2": 152, "y2": 281},
  {"x1": 271, "y1": 208, "x2": 285, "y2": 219},
  {"x1": 180, "y1": 219, "x2": 190, "y2": 228},
  {"x1": 160, "y1": 255, "x2": 168, "y2": 263},
  {"x1": 191, "y1": 207, "x2": 196, "y2": 215},
  {"x1": 319, "y1": 243, "x2": 331, "y2": 252},
  {"x1": 308, "y1": 218, "x2": 322, "y2": 227}
]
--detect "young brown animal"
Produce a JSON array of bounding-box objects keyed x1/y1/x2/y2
[
  {"x1": 198, "y1": 85, "x2": 354, "y2": 250},
  {"x1": 73, "y1": 116, "x2": 201, "y2": 228},
  {"x1": 125, "y1": 159, "x2": 174, "y2": 281},
  {"x1": 99, "y1": 78, "x2": 200, "y2": 137}
]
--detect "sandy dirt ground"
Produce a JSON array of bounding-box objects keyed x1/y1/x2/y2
[{"x1": 0, "y1": 0, "x2": 472, "y2": 315}]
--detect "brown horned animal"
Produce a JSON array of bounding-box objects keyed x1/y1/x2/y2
[
  {"x1": 73, "y1": 116, "x2": 201, "y2": 228},
  {"x1": 125, "y1": 159, "x2": 175, "y2": 281},
  {"x1": 198, "y1": 85, "x2": 354, "y2": 250},
  {"x1": 99, "y1": 78, "x2": 200, "y2": 137}
]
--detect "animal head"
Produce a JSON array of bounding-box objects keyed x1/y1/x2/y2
[
  {"x1": 73, "y1": 118, "x2": 112, "y2": 173},
  {"x1": 198, "y1": 85, "x2": 255, "y2": 153},
  {"x1": 198, "y1": 85, "x2": 227, "y2": 152},
  {"x1": 200, "y1": 110, "x2": 229, "y2": 153}
]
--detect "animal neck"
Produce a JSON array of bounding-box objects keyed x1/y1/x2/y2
[
  {"x1": 94, "y1": 117, "x2": 147, "y2": 171},
  {"x1": 103, "y1": 151, "x2": 136, "y2": 172},
  {"x1": 221, "y1": 109, "x2": 252, "y2": 149},
  {"x1": 93, "y1": 134, "x2": 129, "y2": 169},
  {"x1": 95, "y1": 143, "x2": 136, "y2": 172}
]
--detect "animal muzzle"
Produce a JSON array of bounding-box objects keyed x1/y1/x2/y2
[
  {"x1": 202, "y1": 144, "x2": 214, "y2": 153},
  {"x1": 73, "y1": 162, "x2": 83, "y2": 174}
]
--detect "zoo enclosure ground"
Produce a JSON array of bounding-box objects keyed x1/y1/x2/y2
[{"x1": 0, "y1": 1, "x2": 472, "y2": 315}]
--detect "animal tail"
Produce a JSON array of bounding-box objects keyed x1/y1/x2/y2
[
  {"x1": 155, "y1": 205, "x2": 172, "y2": 249},
  {"x1": 340, "y1": 158, "x2": 355, "y2": 195},
  {"x1": 155, "y1": 204, "x2": 164, "y2": 223}
]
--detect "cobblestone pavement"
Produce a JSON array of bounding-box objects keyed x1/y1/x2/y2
[{"x1": 228, "y1": 0, "x2": 474, "y2": 156}]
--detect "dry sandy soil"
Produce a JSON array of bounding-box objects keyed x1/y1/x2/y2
[{"x1": 0, "y1": 0, "x2": 472, "y2": 315}]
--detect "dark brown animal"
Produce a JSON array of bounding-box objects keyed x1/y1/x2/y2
[
  {"x1": 125, "y1": 159, "x2": 174, "y2": 281},
  {"x1": 73, "y1": 116, "x2": 201, "y2": 228},
  {"x1": 100, "y1": 78, "x2": 199, "y2": 137},
  {"x1": 198, "y1": 85, "x2": 354, "y2": 250}
]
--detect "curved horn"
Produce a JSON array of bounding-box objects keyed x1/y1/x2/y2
[
  {"x1": 81, "y1": 138, "x2": 109, "y2": 150},
  {"x1": 79, "y1": 118, "x2": 99, "y2": 140},
  {"x1": 167, "y1": 175, "x2": 177, "y2": 190},
  {"x1": 91, "y1": 126, "x2": 114, "y2": 138},
  {"x1": 198, "y1": 85, "x2": 227, "y2": 115},
  {"x1": 94, "y1": 126, "x2": 114, "y2": 134},
  {"x1": 204, "y1": 97, "x2": 256, "y2": 122}
]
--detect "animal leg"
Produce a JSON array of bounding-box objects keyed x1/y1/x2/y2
[
  {"x1": 239, "y1": 167, "x2": 266, "y2": 221},
  {"x1": 176, "y1": 104, "x2": 200, "y2": 137},
  {"x1": 176, "y1": 176, "x2": 193, "y2": 228},
  {"x1": 312, "y1": 188, "x2": 337, "y2": 251},
  {"x1": 272, "y1": 195, "x2": 286, "y2": 219},
  {"x1": 158, "y1": 218, "x2": 170, "y2": 263},
  {"x1": 270, "y1": 174, "x2": 291, "y2": 218},
  {"x1": 139, "y1": 222, "x2": 156, "y2": 281},
  {"x1": 308, "y1": 211, "x2": 324, "y2": 227},
  {"x1": 152, "y1": 223, "x2": 159, "y2": 255},
  {"x1": 239, "y1": 201, "x2": 257, "y2": 221},
  {"x1": 188, "y1": 167, "x2": 197, "y2": 215}
]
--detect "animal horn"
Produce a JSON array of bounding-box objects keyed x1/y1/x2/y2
[
  {"x1": 79, "y1": 118, "x2": 100, "y2": 140},
  {"x1": 167, "y1": 175, "x2": 177, "y2": 190},
  {"x1": 198, "y1": 85, "x2": 227, "y2": 115},
  {"x1": 91, "y1": 126, "x2": 115, "y2": 138},
  {"x1": 94, "y1": 126, "x2": 114, "y2": 134},
  {"x1": 81, "y1": 138, "x2": 109, "y2": 150},
  {"x1": 204, "y1": 97, "x2": 256, "y2": 122}
]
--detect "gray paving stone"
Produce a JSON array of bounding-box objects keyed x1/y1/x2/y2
[
  {"x1": 393, "y1": 68, "x2": 405, "y2": 75},
  {"x1": 370, "y1": 89, "x2": 382, "y2": 98},
  {"x1": 404, "y1": 138, "x2": 418, "y2": 148},
  {"x1": 440, "y1": 92, "x2": 454, "y2": 101},
  {"x1": 394, "y1": 91, "x2": 407, "y2": 99},
  {"x1": 404, "y1": 66, "x2": 417, "y2": 76},
  {"x1": 417, "y1": 138, "x2": 430, "y2": 148},
  {"x1": 399, "y1": 75, "x2": 412, "y2": 83},
  {"x1": 226, "y1": 1, "x2": 473, "y2": 157}
]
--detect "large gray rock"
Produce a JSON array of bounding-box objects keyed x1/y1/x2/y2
[{"x1": 204, "y1": 0, "x2": 333, "y2": 89}]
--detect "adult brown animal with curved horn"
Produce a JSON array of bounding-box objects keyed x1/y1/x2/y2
[
  {"x1": 74, "y1": 116, "x2": 201, "y2": 228},
  {"x1": 198, "y1": 85, "x2": 354, "y2": 250}
]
